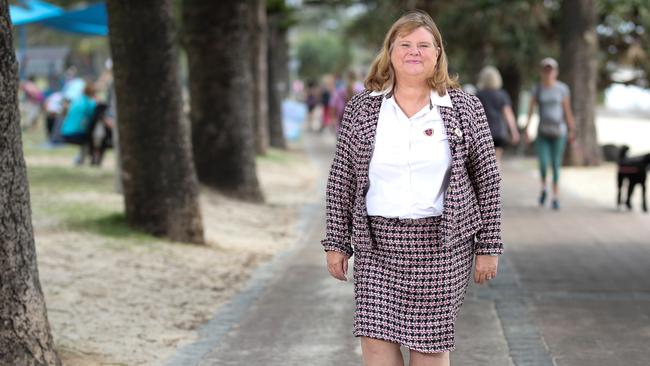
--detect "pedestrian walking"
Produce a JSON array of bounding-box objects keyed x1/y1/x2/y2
[
  {"x1": 320, "y1": 75, "x2": 335, "y2": 133},
  {"x1": 475, "y1": 66, "x2": 520, "y2": 164},
  {"x1": 305, "y1": 80, "x2": 320, "y2": 131},
  {"x1": 322, "y1": 10, "x2": 503, "y2": 366},
  {"x1": 523, "y1": 57, "x2": 576, "y2": 210},
  {"x1": 44, "y1": 91, "x2": 64, "y2": 142},
  {"x1": 20, "y1": 75, "x2": 44, "y2": 131},
  {"x1": 330, "y1": 70, "x2": 363, "y2": 133}
]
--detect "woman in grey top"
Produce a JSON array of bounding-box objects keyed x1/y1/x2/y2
[{"x1": 523, "y1": 58, "x2": 576, "y2": 210}]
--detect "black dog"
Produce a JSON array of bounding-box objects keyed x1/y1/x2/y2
[{"x1": 617, "y1": 145, "x2": 650, "y2": 212}]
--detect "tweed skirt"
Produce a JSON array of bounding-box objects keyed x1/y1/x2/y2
[{"x1": 353, "y1": 215, "x2": 474, "y2": 353}]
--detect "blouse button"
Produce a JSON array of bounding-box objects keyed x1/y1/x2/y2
[{"x1": 454, "y1": 128, "x2": 463, "y2": 138}]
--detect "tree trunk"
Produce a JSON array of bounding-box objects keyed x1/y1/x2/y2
[
  {"x1": 251, "y1": 0, "x2": 270, "y2": 155},
  {"x1": 183, "y1": 0, "x2": 264, "y2": 202},
  {"x1": 0, "y1": 4, "x2": 62, "y2": 365},
  {"x1": 267, "y1": 13, "x2": 288, "y2": 149},
  {"x1": 559, "y1": 0, "x2": 601, "y2": 166},
  {"x1": 106, "y1": 0, "x2": 204, "y2": 243},
  {"x1": 500, "y1": 63, "x2": 522, "y2": 119}
]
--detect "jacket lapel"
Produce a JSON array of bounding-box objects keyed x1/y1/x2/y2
[
  {"x1": 438, "y1": 103, "x2": 460, "y2": 150},
  {"x1": 356, "y1": 93, "x2": 383, "y2": 165},
  {"x1": 438, "y1": 90, "x2": 464, "y2": 243},
  {"x1": 357, "y1": 94, "x2": 383, "y2": 144}
]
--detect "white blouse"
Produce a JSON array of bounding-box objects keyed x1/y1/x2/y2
[{"x1": 365, "y1": 89, "x2": 453, "y2": 219}]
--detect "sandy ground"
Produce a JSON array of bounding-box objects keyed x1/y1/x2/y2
[{"x1": 28, "y1": 145, "x2": 320, "y2": 366}]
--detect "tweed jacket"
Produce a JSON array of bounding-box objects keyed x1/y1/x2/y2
[{"x1": 321, "y1": 88, "x2": 503, "y2": 258}]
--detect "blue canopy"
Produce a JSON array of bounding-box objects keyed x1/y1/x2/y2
[
  {"x1": 41, "y1": 3, "x2": 108, "y2": 36},
  {"x1": 9, "y1": 0, "x2": 63, "y2": 25},
  {"x1": 10, "y1": 0, "x2": 108, "y2": 36}
]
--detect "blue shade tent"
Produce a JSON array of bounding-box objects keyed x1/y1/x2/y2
[
  {"x1": 9, "y1": 0, "x2": 108, "y2": 36},
  {"x1": 40, "y1": 3, "x2": 108, "y2": 36},
  {"x1": 9, "y1": 0, "x2": 63, "y2": 26},
  {"x1": 9, "y1": 0, "x2": 108, "y2": 78}
]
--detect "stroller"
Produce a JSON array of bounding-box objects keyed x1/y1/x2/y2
[{"x1": 86, "y1": 103, "x2": 113, "y2": 166}]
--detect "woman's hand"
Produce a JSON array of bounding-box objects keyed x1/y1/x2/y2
[
  {"x1": 522, "y1": 121, "x2": 531, "y2": 145},
  {"x1": 326, "y1": 250, "x2": 349, "y2": 281},
  {"x1": 474, "y1": 255, "x2": 498, "y2": 285},
  {"x1": 568, "y1": 127, "x2": 576, "y2": 144},
  {"x1": 510, "y1": 129, "x2": 520, "y2": 145}
]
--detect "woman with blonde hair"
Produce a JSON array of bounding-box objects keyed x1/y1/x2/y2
[
  {"x1": 475, "y1": 65, "x2": 520, "y2": 163},
  {"x1": 321, "y1": 10, "x2": 503, "y2": 366}
]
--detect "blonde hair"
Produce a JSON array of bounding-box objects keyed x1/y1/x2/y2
[
  {"x1": 477, "y1": 66, "x2": 503, "y2": 90},
  {"x1": 364, "y1": 10, "x2": 459, "y2": 96}
]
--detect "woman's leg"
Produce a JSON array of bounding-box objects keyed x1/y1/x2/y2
[
  {"x1": 360, "y1": 337, "x2": 404, "y2": 366},
  {"x1": 535, "y1": 136, "x2": 551, "y2": 203},
  {"x1": 549, "y1": 135, "x2": 568, "y2": 206},
  {"x1": 409, "y1": 350, "x2": 449, "y2": 366}
]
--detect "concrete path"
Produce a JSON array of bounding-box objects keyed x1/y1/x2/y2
[{"x1": 166, "y1": 133, "x2": 650, "y2": 366}]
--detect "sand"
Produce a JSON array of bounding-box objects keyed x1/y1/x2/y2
[{"x1": 29, "y1": 146, "x2": 320, "y2": 365}]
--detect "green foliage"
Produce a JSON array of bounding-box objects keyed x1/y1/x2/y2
[
  {"x1": 597, "y1": 0, "x2": 650, "y2": 87},
  {"x1": 296, "y1": 33, "x2": 347, "y2": 80},
  {"x1": 268, "y1": 0, "x2": 299, "y2": 31},
  {"x1": 435, "y1": 1, "x2": 554, "y2": 85},
  {"x1": 346, "y1": 0, "x2": 554, "y2": 87},
  {"x1": 345, "y1": 0, "x2": 650, "y2": 90},
  {"x1": 343, "y1": 0, "x2": 402, "y2": 49}
]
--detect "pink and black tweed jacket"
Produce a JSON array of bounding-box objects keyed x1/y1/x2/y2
[{"x1": 321, "y1": 88, "x2": 503, "y2": 257}]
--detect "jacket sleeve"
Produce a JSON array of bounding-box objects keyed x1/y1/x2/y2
[
  {"x1": 466, "y1": 95, "x2": 504, "y2": 255},
  {"x1": 321, "y1": 102, "x2": 357, "y2": 258}
]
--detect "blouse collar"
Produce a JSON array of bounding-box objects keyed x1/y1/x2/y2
[{"x1": 369, "y1": 88, "x2": 453, "y2": 108}]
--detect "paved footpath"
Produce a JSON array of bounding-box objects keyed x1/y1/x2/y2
[{"x1": 166, "y1": 134, "x2": 650, "y2": 366}]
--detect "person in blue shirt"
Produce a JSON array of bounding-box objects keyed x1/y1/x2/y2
[{"x1": 61, "y1": 84, "x2": 97, "y2": 165}]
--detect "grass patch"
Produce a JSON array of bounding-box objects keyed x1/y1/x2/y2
[
  {"x1": 21, "y1": 130, "x2": 159, "y2": 246},
  {"x1": 257, "y1": 147, "x2": 293, "y2": 164},
  {"x1": 33, "y1": 197, "x2": 161, "y2": 247},
  {"x1": 21, "y1": 130, "x2": 78, "y2": 157},
  {"x1": 71, "y1": 212, "x2": 156, "y2": 242},
  {"x1": 28, "y1": 166, "x2": 115, "y2": 193}
]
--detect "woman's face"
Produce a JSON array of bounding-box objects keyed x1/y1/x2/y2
[
  {"x1": 541, "y1": 65, "x2": 558, "y2": 81},
  {"x1": 390, "y1": 27, "x2": 438, "y2": 82}
]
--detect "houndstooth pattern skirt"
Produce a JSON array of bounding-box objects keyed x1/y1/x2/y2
[{"x1": 353, "y1": 215, "x2": 474, "y2": 353}]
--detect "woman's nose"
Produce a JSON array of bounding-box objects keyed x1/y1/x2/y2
[{"x1": 408, "y1": 47, "x2": 421, "y2": 56}]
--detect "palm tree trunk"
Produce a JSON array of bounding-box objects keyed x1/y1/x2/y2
[
  {"x1": 0, "y1": 3, "x2": 62, "y2": 364},
  {"x1": 107, "y1": 0, "x2": 205, "y2": 243},
  {"x1": 183, "y1": 0, "x2": 264, "y2": 202},
  {"x1": 251, "y1": 0, "x2": 270, "y2": 155},
  {"x1": 560, "y1": 0, "x2": 601, "y2": 166},
  {"x1": 267, "y1": 12, "x2": 289, "y2": 149}
]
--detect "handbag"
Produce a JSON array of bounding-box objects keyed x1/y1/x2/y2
[{"x1": 538, "y1": 120, "x2": 564, "y2": 138}]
